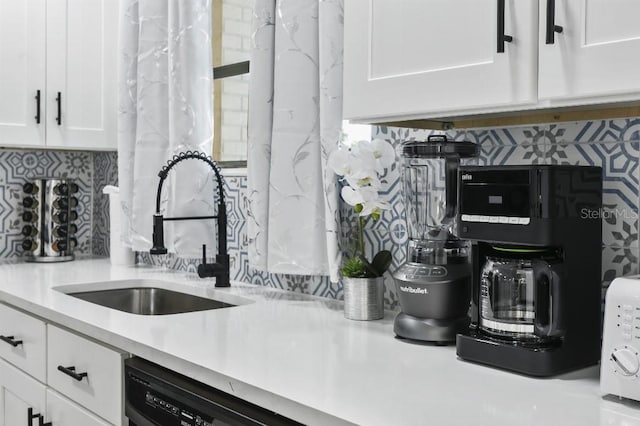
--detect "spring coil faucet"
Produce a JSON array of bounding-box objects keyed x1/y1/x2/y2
[{"x1": 150, "y1": 151, "x2": 230, "y2": 287}]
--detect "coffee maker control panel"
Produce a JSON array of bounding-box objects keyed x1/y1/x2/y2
[{"x1": 461, "y1": 215, "x2": 530, "y2": 225}]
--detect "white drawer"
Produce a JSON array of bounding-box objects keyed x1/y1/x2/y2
[
  {"x1": 0, "y1": 303, "x2": 46, "y2": 381},
  {"x1": 47, "y1": 325, "x2": 124, "y2": 425},
  {"x1": 46, "y1": 388, "x2": 113, "y2": 426}
]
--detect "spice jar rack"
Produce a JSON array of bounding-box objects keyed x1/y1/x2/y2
[{"x1": 22, "y1": 178, "x2": 79, "y2": 262}]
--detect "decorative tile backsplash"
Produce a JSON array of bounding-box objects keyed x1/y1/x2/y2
[
  {"x1": 370, "y1": 118, "x2": 640, "y2": 309},
  {"x1": 4, "y1": 118, "x2": 635, "y2": 310},
  {"x1": 0, "y1": 149, "x2": 117, "y2": 258},
  {"x1": 92, "y1": 151, "x2": 118, "y2": 256},
  {"x1": 136, "y1": 117, "x2": 640, "y2": 310}
]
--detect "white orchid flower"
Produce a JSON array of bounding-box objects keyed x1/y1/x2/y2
[
  {"x1": 341, "y1": 186, "x2": 389, "y2": 217},
  {"x1": 341, "y1": 185, "x2": 377, "y2": 207},
  {"x1": 327, "y1": 148, "x2": 351, "y2": 176},
  {"x1": 344, "y1": 171, "x2": 381, "y2": 190},
  {"x1": 357, "y1": 139, "x2": 395, "y2": 172},
  {"x1": 371, "y1": 139, "x2": 396, "y2": 169}
]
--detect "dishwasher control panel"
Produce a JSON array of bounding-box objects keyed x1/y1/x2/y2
[{"x1": 124, "y1": 357, "x2": 303, "y2": 426}]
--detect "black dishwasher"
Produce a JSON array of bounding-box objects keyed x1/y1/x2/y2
[{"x1": 125, "y1": 357, "x2": 304, "y2": 426}]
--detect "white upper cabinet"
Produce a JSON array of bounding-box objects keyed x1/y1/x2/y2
[
  {"x1": 46, "y1": 0, "x2": 118, "y2": 150},
  {"x1": 0, "y1": 0, "x2": 46, "y2": 147},
  {"x1": 344, "y1": 0, "x2": 539, "y2": 121},
  {"x1": 539, "y1": 0, "x2": 640, "y2": 103},
  {"x1": 0, "y1": 0, "x2": 117, "y2": 150},
  {"x1": 345, "y1": 0, "x2": 640, "y2": 123}
]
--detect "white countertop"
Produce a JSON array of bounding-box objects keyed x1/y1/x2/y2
[{"x1": 0, "y1": 258, "x2": 639, "y2": 426}]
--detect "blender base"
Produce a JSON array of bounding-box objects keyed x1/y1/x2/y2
[{"x1": 394, "y1": 313, "x2": 470, "y2": 344}]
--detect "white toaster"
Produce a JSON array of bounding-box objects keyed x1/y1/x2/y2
[{"x1": 601, "y1": 276, "x2": 640, "y2": 401}]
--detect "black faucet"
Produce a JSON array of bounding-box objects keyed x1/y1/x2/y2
[{"x1": 150, "y1": 151, "x2": 230, "y2": 287}]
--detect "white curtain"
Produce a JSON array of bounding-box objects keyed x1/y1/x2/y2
[
  {"x1": 248, "y1": 0, "x2": 343, "y2": 281},
  {"x1": 118, "y1": 0, "x2": 217, "y2": 257}
]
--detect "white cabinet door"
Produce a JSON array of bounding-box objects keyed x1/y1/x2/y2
[
  {"x1": 45, "y1": 0, "x2": 118, "y2": 150},
  {"x1": 0, "y1": 0, "x2": 45, "y2": 147},
  {"x1": 45, "y1": 389, "x2": 112, "y2": 426},
  {"x1": 47, "y1": 325, "x2": 124, "y2": 425},
  {"x1": 0, "y1": 359, "x2": 46, "y2": 426},
  {"x1": 343, "y1": 0, "x2": 539, "y2": 122},
  {"x1": 539, "y1": 0, "x2": 640, "y2": 102},
  {"x1": 0, "y1": 303, "x2": 47, "y2": 382}
]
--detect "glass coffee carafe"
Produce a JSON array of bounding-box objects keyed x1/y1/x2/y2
[{"x1": 479, "y1": 248, "x2": 564, "y2": 343}]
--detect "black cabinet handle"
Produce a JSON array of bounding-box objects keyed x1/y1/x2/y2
[
  {"x1": 34, "y1": 90, "x2": 41, "y2": 124},
  {"x1": 0, "y1": 335, "x2": 23, "y2": 347},
  {"x1": 27, "y1": 407, "x2": 42, "y2": 426},
  {"x1": 57, "y1": 365, "x2": 88, "y2": 381},
  {"x1": 55, "y1": 92, "x2": 62, "y2": 125},
  {"x1": 39, "y1": 417, "x2": 52, "y2": 426},
  {"x1": 546, "y1": 0, "x2": 564, "y2": 44},
  {"x1": 497, "y1": 0, "x2": 513, "y2": 53}
]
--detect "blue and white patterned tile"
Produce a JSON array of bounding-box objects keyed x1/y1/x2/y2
[
  {"x1": 550, "y1": 119, "x2": 640, "y2": 144},
  {"x1": 372, "y1": 125, "x2": 466, "y2": 143},
  {"x1": 93, "y1": 152, "x2": 118, "y2": 257},
  {"x1": 466, "y1": 125, "x2": 547, "y2": 146},
  {"x1": 223, "y1": 175, "x2": 247, "y2": 224},
  {"x1": 548, "y1": 142, "x2": 640, "y2": 247},
  {"x1": 0, "y1": 151, "x2": 62, "y2": 182},
  {"x1": 478, "y1": 143, "x2": 548, "y2": 166},
  {"x1": 602, "y1": 246, "x2": 639, "y2": 289}
]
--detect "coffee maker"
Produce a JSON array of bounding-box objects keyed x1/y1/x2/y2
[
  {"x1": 456, "y1": 165, "x2": 602, "y2": 376},
  {"x1": 393, "y1": 135, "x2": 478, "y2": 343}
]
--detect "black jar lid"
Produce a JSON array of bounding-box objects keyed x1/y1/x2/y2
[{"x1": 401, "y1": 135, "x2": 478, "y2": 158}]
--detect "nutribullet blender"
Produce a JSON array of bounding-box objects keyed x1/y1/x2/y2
[{"x1": 393, "y1": 135, "x2": 478, "y2": 343}]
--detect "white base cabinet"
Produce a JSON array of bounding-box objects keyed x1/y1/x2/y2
[
  {"x1": 0, "y1": 304, "x2": 124, "y2": 425},
  {"x1": 47, "y1": 325, "x2": 124, "y2": 425},
  {"x1": 46, "y1": 389, "x2": 111, "y2": 426},
  {"x1": 0, "y1": 359, "x2": 46, "y2": 426}
]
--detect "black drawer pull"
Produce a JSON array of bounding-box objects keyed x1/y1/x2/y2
[
  {"x1": 546, "y1": 0, "x2": 564, "y2": 44},
  {"x1": 0, "y1": 335, "x2": 23, "y2": 347},
  {"x1": 497, "y1": 0, "x2": 513, "y2": 53},
  {"x1": 55, "y1": 92, "x2": 62, "y2": 125},
  {"x1": 27, "y1": 407, "x2": 42, "y2": 426},
  {"x1": 35, "y1": 90, "x2": 41, "y2": 124},
  {"x1": 57, "y1": 365, "x2": 88, "y2": 381}
]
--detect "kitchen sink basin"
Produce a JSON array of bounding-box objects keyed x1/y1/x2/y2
[{"x1": 66, "y1": 287, "x2": 236, "y2": 315}]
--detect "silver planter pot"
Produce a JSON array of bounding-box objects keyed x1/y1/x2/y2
[{"x1": 343, "y1": 276, "x2": 384, "y2": 320}]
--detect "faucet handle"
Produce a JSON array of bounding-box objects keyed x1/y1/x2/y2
[
  {"x1": 202, "y1": 244, "x2": 207, "y2": 264},
  {"x1": 150, "y1": 214, "x2": 168, "y2": 255}
]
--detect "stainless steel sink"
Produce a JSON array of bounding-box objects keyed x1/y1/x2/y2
[{"x1": 66, "y1": 287, "x2": 236, "y2": 315}]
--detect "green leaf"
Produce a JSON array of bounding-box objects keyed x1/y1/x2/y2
[
  {"x1": 371, "y1": 250, "x2": 392, "y2": 276},
  {"x1": 357, "y1": 254, "x2": 379, "y2": 278},
  {"x1": 341, "y1": 257, "x2": 368, "y2": 278}
]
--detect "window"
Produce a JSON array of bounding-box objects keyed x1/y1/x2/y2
[{"x1": 212, "y1": 0, "x2": 254, "y2": 166}]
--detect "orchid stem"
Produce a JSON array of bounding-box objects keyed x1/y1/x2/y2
[{"x1": 358, "y1": 216, "x2": 365, "y2": 258}]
